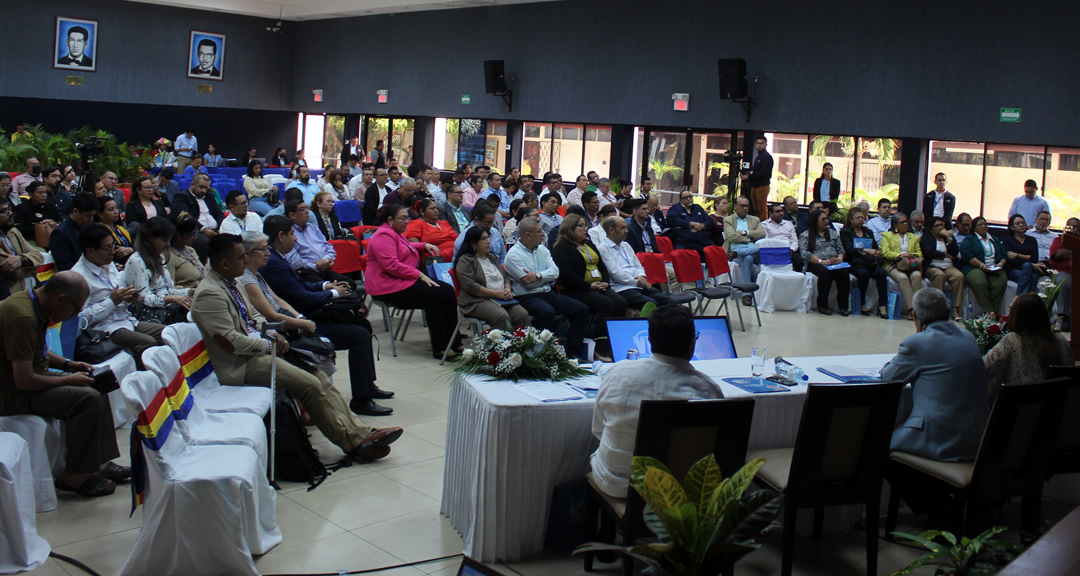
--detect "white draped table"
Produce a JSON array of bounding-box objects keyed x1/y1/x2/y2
[{"x1": 441, "y1": 353, "x2": 897, "y2": 562}]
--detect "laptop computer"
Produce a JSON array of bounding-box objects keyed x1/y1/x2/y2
[
  {"x1": 457, "y1": 556, "x2": 507, "y2": 576},
  {"x1": 606, "y1": 315, "x2": 737, "y2": 361}
]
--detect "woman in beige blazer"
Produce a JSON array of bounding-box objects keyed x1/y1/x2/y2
[{"x1": 453, "y1": 225, "x2": 530, "y2": 330}]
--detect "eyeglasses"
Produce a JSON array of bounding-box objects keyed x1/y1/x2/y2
[
  {"x1": 393, "y1": 215, "x2": 409, "y2": 222},
  {"x1": 250, "y1": 246, "x2": 270, "y2": 253},
  {"x1": 96, "y1": 243, "x2": 117, "y2": 252}
]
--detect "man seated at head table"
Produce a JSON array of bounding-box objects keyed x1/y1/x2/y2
[
  {"x1": 589, "y1": 305, "x2": 724, "y2": 498},
  {"x1": 882, "y1": 287, "x2": 989, "y2": 463},
  {"x1": 0, "y1": 271, "x2": 131, "y2": 497}
]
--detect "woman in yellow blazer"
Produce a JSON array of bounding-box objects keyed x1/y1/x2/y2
[{"x1": 880, "y1": 212, "x2": 923, "y2": 319}]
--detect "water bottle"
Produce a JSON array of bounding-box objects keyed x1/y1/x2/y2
[
  {"x1": 774, "y1": 357, "x2": 808, "y2": 384},
  {"x1": 626, "y1": 348, "x2": 640, "y2": 361},
  {"x1": 966, "y1": 299, "x2": 973, "y2": 320},
  {"x1": 591, "y1": 361, "x2": 612, "y2": 378}
]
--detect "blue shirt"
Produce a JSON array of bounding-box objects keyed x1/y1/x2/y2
[
  {"x1": 1008, "y1": 194, "x2": 1050, "y2": 227},
  {"x1": 866, "y1": 214, "x2": 892, "y2": 242},
  {"x1": 453, "y1": 222, "x2": 505, "y2": 263},
  {"x1": 504, "y1": 243, "x2": 560, "y2": 296},
  {"x1": 183, "y1": 165, "x2": 209, "y2": 179},
  {"x1": 820, "y1": 180, "x2": 831, "y2": 201},
  {"x1": 174, "y1": 133, "x2": 198, "y2": 158},
  {"x1": 292, "y1": 222, "x2": 336, "y2": 267},
  {"x1": 735, "y1": 215, "x2": 749, "y2": 233},
  {"x1": 286, "y1": 179, "x2": 322, "y2": 204}
]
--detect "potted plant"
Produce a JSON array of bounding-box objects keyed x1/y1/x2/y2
[
  {"x1": 450, "y1": 327, "x2": 592, "y2": 382},
  {"x1": 889, "y1": 526, "x2": 1021, "y2": 575},
  {"x1": 574, "y1": 454, "x2": 782, "y2": 576}
]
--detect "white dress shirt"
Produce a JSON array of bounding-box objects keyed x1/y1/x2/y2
[
  {"x1": 220, "y1": 211, "x2": 264, "y2": 235},
  {"x1": 590, "y1": 354, "x2": 723, "y2": 498},
  {"x1": 72, "y1": 256, "x2": 137, "y2": 334},
  {"x1": 597, "y1": 236, "x2": 645, "y2": 293},
  {"x1": 762, "y1": 218, "x2": 798, "y2": 251}
]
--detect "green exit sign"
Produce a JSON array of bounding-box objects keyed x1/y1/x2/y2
[
  {"x1": 461, "y1": 94, "x2": 471, "y2": 104},
  {"x1": 1000, "y1": 108, "x2": 1021, "y2": 122}
]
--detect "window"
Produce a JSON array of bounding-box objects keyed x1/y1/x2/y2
[
  {"x1": 809, "y1": 135, "x2": 855, "y2": 205},
  {"x1": 856, "y1": 137, "x2": 902, "y2": 206},
  {"x1": 691, "y1": 131, "x2": 734, "y2": 197},
  {"x1": 1045, "y1": 147, "x2": 1080, "y2": 224},
  {"x1": 984, "y1": 144, "x2": 1045, "y2": 224},
  {"x1": 485, "y1": 120, "x2": 508, "y2": 174},
  {"x1": 524, "y1": 125, "x2": 541, "y2": 138},
  {"x1": 765, "y1": 133, "x2": 807, "y2": 204},
  {"x1": 521, "y1": 122, "x2": 600, "y2": 179},
  {"x1": 583, "y1": 124, "x2": 612, "y2": 179},
  {"x1": 522, "y1": 122, "x2": 550, "y2": 177},
  {"x1": 928, "y1": 140, "x2": 985, "y2": 219},
  {"x1": 552, "y1": 123, "x2": 584, "y2": 176},
  {"x1": 647, "y1": 131, "x2": 686, "y2": 193},
  {"x1": 435, "y1": 118, "x2": 456, "y2": 170}
]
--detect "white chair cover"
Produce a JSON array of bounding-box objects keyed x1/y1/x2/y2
[
  {"x1": 0, "y1": 432, "x2": 50, "y2": 572},
  {"x1": 755, "y1": 238, "x2": 810, "y2": 313},
  {"x1": 141, "y1": 346, "x2": 269, "y2": 470},
  {"x1": 160, "y1": 324, "x2": 272, "y2": 417},
  {"x1": 99, "y1": 350, "x2": 139, "y2": 429},
  {"x1": 0, "y1": 415, "x2": 63, "y2": 512},
  {"x1": 118, "y1": 372, "x2": 281, "y2": 576}
]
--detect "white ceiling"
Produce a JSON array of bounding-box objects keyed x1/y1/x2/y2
[{"x1": 122, "y1": 0, "x2": 561, "y2": 21}]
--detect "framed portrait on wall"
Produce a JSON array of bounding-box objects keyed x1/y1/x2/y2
[
  {"x1": 187, "y1": 30, "x2": 226, "y2": 80},
  {"x1": 54, "y1": 16, "x2": 98, "y2": 72}
]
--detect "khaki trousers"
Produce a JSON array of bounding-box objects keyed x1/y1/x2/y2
[
  {"x1": 462, "y1": 300, "x2": 531, "y2": 331},
  {"x1": 751, "y1": 185, "x2": 770, "y2": 221},
  {"x1": 925, "y1": 266, "x2": 965, "y2": 311},
  {"x1": 887, "y1": 268, "x2": 923, "y2": 314},
  {"x1": 0, "y1": 386, "x2": 119, "y2": 474}
]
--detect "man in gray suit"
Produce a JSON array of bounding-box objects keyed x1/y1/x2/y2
[
  {"x1": 438, "y1": 183, "x2": 471, "y2": 234},
  {"x1": 882, "y1": 288, "x2": 990, "y2": 462}
]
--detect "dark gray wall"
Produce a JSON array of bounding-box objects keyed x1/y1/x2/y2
[
  {"x1": 290, "y1": 0, "x2": 1080, "y2": 147},
  {"x1": 0, "y1": 0, "x2": 294, "y2": 111}
]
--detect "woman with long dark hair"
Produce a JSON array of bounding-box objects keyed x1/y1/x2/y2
[
  {"x1": 243, "y1": 160, "x2": 276, "y2": 216},
  {"x1": 1002, "y1": 213, "x2": 1045, "y2": 294},
  {"x1": 125, "y1": 175, "x2": 168, "y2": 237},
  {"x1": 124, "y1": 216, "x2": 192, "y2": 324},
  {"x1": 453, "y1": 225, "x2": 530, "y2": 330},
  {"x1": 95, "y1": 196, "x2": 134, "y2": 265},
  {"x1": 166, "y1": 213, "x2": 206, "y2": 290},
  {"x1": 840, "y1": 208, "x2": 888, "y2": 318},
  {"x1": 800, "y1": 208, "x2": 850, "y2": 315},
  {"x1": 983, "y1": 292, "x2": 1073, "y2": 403}
]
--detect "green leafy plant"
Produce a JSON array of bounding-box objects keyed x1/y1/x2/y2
[
  {"x1": 0, "y1": 124, "x2": 150, "y2": 183},
  {"x1": 889, "y1": 527, "x2": 1021, "y2": 576},
  {"x1": 574, "y1": 455, "x2": 782, "y2": 576},
  {"x1": 648, "y1": 159, "x2": 682, "y2": 190}
]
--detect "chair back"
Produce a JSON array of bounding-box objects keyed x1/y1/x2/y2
[
  {"x1": 655, "y1": 235, "x2": 674, "y2": 261},
  {"x1": 334, "y1": 200, "x2": 363, "y2": 224},
  {"x1": 141, "y1": 346, "x2": 205, "y2": 441},
  {"x1": 448, "y1": 267, "x2": 461, "y2": 298},
  {"x1": 702, "y1": 245, "x2": 731, "y2": 278},
  {"x1": 161, "y1": 323, "x2": 221, "y2": 394},
  {"x1": 329, "y1": 239, "x2": 364, "y2": 274},
  {"x1": 1047, "y1": 365, "x2": 1080, "y2": 475},
  {"x1": 756, "y1": 238, "x2": 794, "y2": 269},
  {"x1": 785, "y1": 382, "x2": 904, "y2": 506},
  {"x1": 122, "y1": 371, "x2": 187, "y2": 460},
  {"x1": 636, "y1": 252, "x2": 669, "y2": 286},
  {"x1": 970, "y1": 377, "x2": 1069, "y2": 500},
  {"x1": 669, "y1": 249, "x2": 705, "y2": 284}
]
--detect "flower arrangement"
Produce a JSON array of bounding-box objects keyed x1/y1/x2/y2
[
  {"x1": 451, "y1": 327, "x2": 592, "y2": 382},
  {"x1": 960, "y1": 313, "x2": 1009, "y2": 354}
]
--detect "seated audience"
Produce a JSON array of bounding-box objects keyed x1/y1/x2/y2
[
  {"x1": 625, "y1": 198, "x2": 658, "y2": 254},
  {"x1": 452, "y1": 226, "x2": 530, "y2": 330},
  {"x1": 796, "y1": 200, "x2": 823, "y2": 238},
  {"x1": 365, "y1": 204, "x2": 460, "y2": 359},
  {"x1": 501, "y1": 199, "x2": 525, "y2": 242},
  {"x1": 566, "y1": 175, "x2": 589, "y2": 208},
  {"x1": 552, "y1": 214, "x2": 627, "y2": 361},
  {"x1": 243, "y1": 160, "x2": 277, "y2": 216},
  {"x1": 193, "y1": 234, "x2": 401, "y2": 460},
  {"x1": 453, "y1": 203, "x2": 505, "y2": 263},
  {"x1": 438, "y1": 184, "x2": 471, "y2": 234},
  {"x1": 348, "y1": 167, "x2": 374, "y2": 204},
  {"x1": 1048, "y1": 217, "x2": 1079, "y2": 332},
  {"x1": 0, "y1": 196, "x2": 45, "y2": 298},
  {"x1": 125, "y1": 175, "x2": 168, "y2": 238},
  {"x1": 909, "y1": 209, "x2": 925, "y2": 238},
  {"x1": 764, "y1": 201, "x2": 804, "y2": 272},
  {"x1": 959, "y1": 216, "x2": 1008, "y2": 314},
  {"x1": 96, "y1": 196, "x2": 134, "y2": 265},
  {"x1": 723, "y1": 196, "x2": 763, "y2": 300},
  {"x1": 271, "y1": 147, "x2": 289, "y2": 167},
  {"x1": 202, "y1": 144, "x2": 223, "y2": 168},
  {"x1": 12, "y1": 157, "x2": 42, "y2": 200},
  {"x1": 597, "y1": 216, "x2": 670, "y2": 310},
  {"x1": 324, "y1": 169, "x2": 350, "y2": 201},
  {"x1": 461, "y1": 174, "x2": 484, "y2": 210},
  {"x1": 951, "y1": 212, "x2": 973, "y2": 246},
  {"x1": 505, "y1": 206, "x2": 538, "y2": 248},
  {"x1": 840, "y1": 208, "x2": 888, "y2": 318},
  {"x1": 98, "y1": 170, "x2": 126, "y2": 213},
  {"x1": 238, "y1": 232, "x2": 317, "y2": 337},
  {"x1": 1026, "y1": 210, "x2": 1057, "y2": 266},
  {"x1": 124, "y1": 217, "x2": 192, "y2": 324},
  {"x1": 166, "y1": 213, "x2": 206, "y2": 291},
  {"x1": 505, "y1": 218, "x2": 590, "y2": 360},
  {"x1": 312, "y1": 191, "x2": 349, "y2": 241},
  {"x1": 590, "y1": 304, "x2": 723, "y2": 498},
  {"x1": 580, "y1": 191, "x2": 602, "y2": 229},
  {"x1": 15, "y1": 181, "x2": 60, "y2": 245},
  {"x1": 171, "y1": 173, "x2": 223, "y2": 261},
  {"x1": 538, "y1": 192, "x2": 564, "y2": 243},
  {"x1": 406, "y1": 198, "x2": 458, "y2": 262},
  {"x1": 182, "y1": 155, "x2": 209, "y2": 179},
  {"x1": 42, "y1": 166, "x2": 72, "y2": 217},
  {"x1": 49, "y1": 193, "x2": 98, "y2": 272},
  {"x1": 1002, "y1": 213, "x2": 1044, "y2": 294},
  {"x1": 0, "y1": 272, "x2": 130, "y2": 496},
  {"x1": 920, "y1": 216, "x2": 964, "y2": 320},
  {"x1": 58, "y1": 165, "x2": 77, "y2": 195},
  {"x1": 984, "y1": 292, "x2": 1073, "y2": 404},
  {"x1": 866, "y1": 198, "x2": 893, "y2": 242},
  {"x1": 285, "y1": 166, "x2": 320, "y2": 204},
  {"x1": 254, "y1": 222, "x2": 391, "y2": 416},
  {"x1": 73, "y1": 224, "x2": 165, "y2": 367},
  {"x1": 220, "y1": 190, "x2": 263, "y2": 235},
  {"x1": 666, "y1": 190, "x2": 713, "y2": 255},
  {"x1": 881, "y1": 212, "x2": 924, "y2": 319},
  {"x1": 0, "y1": 172, "x2": 15, "y2": 206},
  {"x1": 883, "y1": 288, "x2": 989, "y2": 462},
  {"x1": 157, "y1": 168, "x2": 179, "y2": 205},
  {"x1": 285, "y1": 199, "x2": 352, "y2": 286},
  {"x1": 800, "y1": 208, "x2": 850, "y2": 316},
  {"x1": 708, "y1": 196, "x2": 728, "y2": 246},
  {"x1": 151, "y1": 139, "x2": 176, "y2": 169}
]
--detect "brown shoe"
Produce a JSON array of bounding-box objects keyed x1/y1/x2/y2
[
  {"x1": 357, "y1": 427, "x2": 404, "y2": 451},
  {"x1": 352, "y1": 446, "x2": 391, "y2": 461},
  {"x1": 741, "y1": 295, "x2": 754, "y2": 307}
]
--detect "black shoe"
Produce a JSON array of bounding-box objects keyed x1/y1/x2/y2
[
  {"x1": 350, "y1": 398, "x2": 393, "y2": 416},
  {"x1": 371, "y1": 387, "x2": 395, "y2": 399},
  {"x1": 839, "y1": 309, "x2": 850, "y2": 317},
  {"x1": 818, "y1": 308, "x2": 833, "y2": 316},
  {"x1": 1062, "y1": 316, "x2": 1071, "y2": 333}
]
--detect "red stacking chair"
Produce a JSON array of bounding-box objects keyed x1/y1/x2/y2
[
  {"x1": 704, "y1": 245, "x2": 761, "y2": 331},
  {"x1": 655, "y1": 235, "x2": 674, "y2": 262},
  {"x1": 669, "y1": 249, "x2": 733, "y2": 317},
  {"x1": 330, "y1": 239, "x2": 364, "y2": 274},
  {"x1": 637, "y1": 252, "x2": 696, "y2": 307}
]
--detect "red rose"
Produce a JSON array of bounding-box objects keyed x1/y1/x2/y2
[
  {"x1": 487, "y1": 351, "x2": 501, "y2": 366},
  {"x1": 987, "y1": 324, "x2": 1001, "y2": 335}
]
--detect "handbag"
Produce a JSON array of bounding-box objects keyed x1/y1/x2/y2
[
  {"x1": 896, "y1": 257, "x2": 919, "y2": 272},
  {"x1": 307, "y1": 292, "x2": 371, "y2": 331},
  {"x1": 132, "y1": 302, "x2": 188, "y2": 325},
  {"x1": 74, "y1": 329, "x2": 124, "y2": 364}
]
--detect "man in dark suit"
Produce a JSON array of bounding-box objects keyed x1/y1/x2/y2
[
  {"x1": 189, "y1": 38, "x2": 221, "y2": 77},
  {"x1": 57, "y1": 25, "x2": 93, "y2": 67},
  {"x1": 645, "y1": 194, "x2": 669, "y2": 237},
  {"x1": 171, "y1": 173, "x2": 224, "y2": 261},
  {"x1": 257, "y1": 216, "x2": 392, "y2": 416},
  {"x1": 49, "y1": 193, "x2": 97, "y2": 271},
  {"x1": 924, "y1": 172, "x2": 956, "y2": 230},
  {"x1": 625, "y1": 199, "x2": 659, "y2": 254},
  {"x1": 812, "y1": 162, "x2": 842, "y2": 213},
  {"x1": 740, "y1": 136, "x2": 773, "y2": 220},
  {"x1": 438, "y1": 184, "x2": 471, "y2": 234}
]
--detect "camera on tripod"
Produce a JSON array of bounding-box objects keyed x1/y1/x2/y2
[
  {"x1": 74, "y1": 135, "x2": 110, "y2": 193},
  {"x1": 76, "y1": 135, "x2": 107, "y2": 158}
]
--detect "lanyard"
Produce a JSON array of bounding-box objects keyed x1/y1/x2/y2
[
  {"x1": 0, "y1": 233, "x2": 14, "y2": 254},
  {"x1": 222, "y1": 276, "x2": 255, "y2": 332},
  {"x1": 89, "y1": 267, "x2": 116, "y2": 291},
  {"x1": 618, "y1": 243, "x2": 634, "y2": 267},
  {"x1": 113, "y1": 225, "x2": 130, "y2": 247},
  {"x1": 27, "y1": 290, "x2": 48, "y2": 363},
  {"x1": 176, "y1": 246, "x2": 205, "y2": 274},
  {"x1": 236, "y1": 216, "x2": 247, "y2": 233}
]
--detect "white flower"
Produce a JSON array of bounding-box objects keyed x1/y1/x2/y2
[
  {"x1": 462, "y1": 349, "x2": 474, "y2": 360},
  {"x1": 569, "y1": 359, "x2": 579, "y2": 368},
  {"x1": 488, "y1": 329, "x2": 504, "y2": 342},
  {"x1": 509, "y1": 353, "x2": 522, "y2": 368},
  {"x1": 539, "y1": 329, "x2": 553, "y2": 342}
]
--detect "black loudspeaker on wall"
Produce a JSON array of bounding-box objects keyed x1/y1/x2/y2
[
  {"x1": 484, "y1": 60, "x2": 507, "y2": 94},
  {"x1": 718, "y1": 58, "x2": 748, "y2": 99}
]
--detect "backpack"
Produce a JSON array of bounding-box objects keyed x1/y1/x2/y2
[{"x1": 267, "y1": 389, "x2": 348, "y2": 490}]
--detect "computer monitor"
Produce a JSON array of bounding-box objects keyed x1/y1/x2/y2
[
  {"x1": 457, "y1": 556, "x2": 506, "y2": 576},
  {"x1": 605, "y1": 316, "x2": 737, "y2": 361}
]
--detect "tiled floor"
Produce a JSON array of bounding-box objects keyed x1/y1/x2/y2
[{"x1": 26, "y1": 307, "x2": 1077, "y2": 575}]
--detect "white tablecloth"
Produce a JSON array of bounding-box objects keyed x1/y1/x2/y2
[{"x1": 441, "y1": 353, "x2": 896, "y2": 562}]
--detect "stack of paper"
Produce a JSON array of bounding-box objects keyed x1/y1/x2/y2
[{"x1": 515, "y1": 381, "x2": 586, "y2": 403}]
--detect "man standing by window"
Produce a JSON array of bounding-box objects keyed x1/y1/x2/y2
[
  {"x1": 740, "y1": 136, "x2": 773, "y2": 221},
  {"x1": 1008, "y1": 179, "x2": 1051, "y2": 229},
  {"x1": 924, "y1": 173, "x2": 955, "y2": 229}
]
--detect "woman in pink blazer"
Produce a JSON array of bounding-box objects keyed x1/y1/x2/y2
[{"x1": 366, "y1": 204, "x2": 461, "y2": 358}]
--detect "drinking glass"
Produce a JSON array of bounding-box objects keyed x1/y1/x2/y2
[{"x1": 751, "y1": 347, "x2": 766, "y2": 383}]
